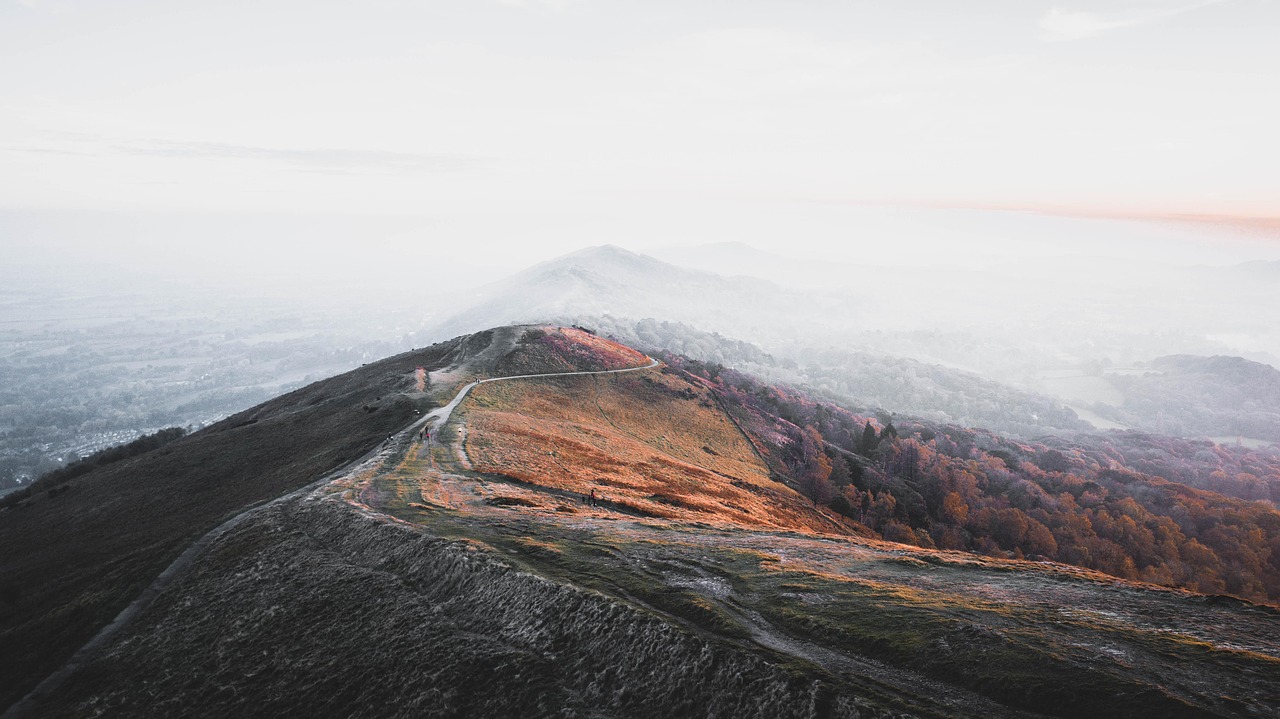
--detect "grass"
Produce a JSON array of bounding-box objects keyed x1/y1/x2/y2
[
  {"x1": 457, "y1": 371, "x2": 847, "y2": 533},
  {"x1": 742, "y1": 558, "x2": 1268, "y2": 719},
  {"x1": 17, "y1": 325, "x2": 1274, "y2": 718},
  {"x1": 365, "y1": 355, "x2": 1280, "y2": 718},
  {"x1": 392, "y1": 483, "x2": 1235, "y2": 718},
  {"x1": 0, "y1": 339, "x2": 462, "y2": 711},
  {"x1": 495, "y1": 326, "x2": 651, "y2": 375}
]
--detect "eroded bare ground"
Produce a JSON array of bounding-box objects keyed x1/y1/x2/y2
[{"x1": 337, "y1": 371, "x2": 1280, "y2": 719}]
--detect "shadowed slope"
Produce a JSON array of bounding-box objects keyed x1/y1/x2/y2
[
  {"x1": 37, "y1": 497, "x2": 904, "y2": 719},
  {"x1": 0, "y1": 336, "x2": 474, "y2": 711}
]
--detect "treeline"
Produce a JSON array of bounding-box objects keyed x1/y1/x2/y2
[
  {"x1": 1049, "y1": 431, "x2": 1280, "y2": 505},
  {"x1": 0, "y1": 427, "x2": 187, "y2": 508},
  {"x1": 795, "y1": 346, "x2": 1090, "y2": 436},
  {"x1": 579, "y1": 316, "x2": 1089, "y2": 437},
  {"x1": 1093, "y1": 354, "x2": 1280, "y2": 443},
  {"x1": 665, "y1": 353, "x2": 1280, "y2": 604}
]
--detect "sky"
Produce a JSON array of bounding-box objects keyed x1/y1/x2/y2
[{"x1": 2, "y1": 0, "x2": 1279, "y2": 281}]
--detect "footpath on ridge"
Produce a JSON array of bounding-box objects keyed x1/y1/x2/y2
[{"x1": 3, "y1": 342, "x2": 659, "y2": 719}]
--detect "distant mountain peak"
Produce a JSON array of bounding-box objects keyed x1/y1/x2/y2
[
  {"x1": 563, "y1": 243, "x2": 640, "y2": 259},
  {"x1": 533, "y1": 244, "x2": 668, "y2": 275},
  {"x1": 425, "y1": 243, "x2": 790, "y2": 343}
]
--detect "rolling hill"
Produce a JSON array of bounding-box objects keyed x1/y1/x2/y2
[
  {"x1": 426, "y1": 246, "x2": 1092, "y2": 438},
  {"x1": 1089, "y1": 354, "x2": 1280, "y2": 444},
  {"x1": 426, "y1": 245, "x2": 835, "y2": 345},
  {"x1": 3, "y1": 326, "x2": 1278, "y2": 718}
]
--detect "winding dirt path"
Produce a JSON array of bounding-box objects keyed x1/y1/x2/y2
[
  {"x1": 362, "y1": 361, "x2": 1055, "y2": 718},
  {"x1": 415, "y1": 356, "x2": 661, "y2": 435},
  {"x1": 3, "y1": 353, "x2": 659, "y2": 719}
]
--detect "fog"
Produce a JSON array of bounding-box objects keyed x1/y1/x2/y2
[
  {"x1": 3, "y1": 1, "x2": 1279, "y2": 487},
  {"x1": 5, "y1": 198, "x2": 1280, "y2": 488}
]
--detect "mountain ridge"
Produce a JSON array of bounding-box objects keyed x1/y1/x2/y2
[{"x1": 5, "y1": 326, "x2": 1279, "y2": 718}]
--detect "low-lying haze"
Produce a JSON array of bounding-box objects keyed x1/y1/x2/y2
[{"x1": 2, "y1": 1, "x2": 1278, "y2": 486}]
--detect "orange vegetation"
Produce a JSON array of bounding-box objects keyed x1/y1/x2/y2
[
  {"x1": 541, "y1": 326, "x2": 650, "y2": 369},
  {"x1": 459, "y1": 368, "x2": 849, "y2": 533},
  {"x1": 495, "y1": 326, "x2": 650, "y2": 375}
]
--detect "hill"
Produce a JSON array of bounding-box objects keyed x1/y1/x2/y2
[
  {"x1": 426, "y1": 245, "x2": 835, "y2": 345},
  {"x1": 0, "y1": 330, "x2": 507, "y2": 711},
  {"x1": 1088, "y1": 354, "x2": 1280, "y2": 444},
  {"x1": 450, "y1": 244, "x2": 1269, "y2": 442},
  {"x1": 428, "y1": 246, "x2": 1093, "y2": 437},
  {"x1": 585, "y1": 315, "x2": 1090, "y2": 436},
  {"x1": 660, "y1": 353, "x2": 1280, "y2": 600},
  {"x1": 4, "y1": 326, "x2": 1278, "y2": 718}
]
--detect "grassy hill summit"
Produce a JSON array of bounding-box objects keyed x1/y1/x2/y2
[{"x1": 3, "y1": 326, "x2": 1278, "y2": 718}]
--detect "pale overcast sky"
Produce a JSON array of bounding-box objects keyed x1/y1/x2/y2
[
  {"x1": 3, "y1": 0, "x2": 1279, "y2": 291},
  {"x1": 3, "y1": 0, "x2": 1277, "y2": 218}
]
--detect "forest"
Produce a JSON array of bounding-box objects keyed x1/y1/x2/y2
[
  {"x1": 582, "y1": 316, "x2": 1091, "y2": 436},
  {"x1": 664, "y1": 353, "x2": 1280, "y2": 605},
  {"x1": 1092, "y1": 354, "x2": 1280, "y2": 442}
]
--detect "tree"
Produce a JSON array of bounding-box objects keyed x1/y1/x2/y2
[
  {"x1": 829, "y1": 492, "x2": 852, "y2": 517},
  {"x1": 829, "y1": 450, "x2": 852, "y2": 487},
  {"x1": 839, "y1": 485, "x2": 865, "y2": 520},
  {"x1": 858, "y1": 420, "x2": 879, "y2": 456},
  {"x1": 942, "y1": 492, "x2": 969, "y2": 525},
  {"x1": 868, "y1": 491, "x2": 898, "y2": 531},
  {"x1": 881, "y1": 421, "x2": 899, "y2": 441},
  {"x1": 798, "y1": 425, "x2": 834, "y2": 503}
]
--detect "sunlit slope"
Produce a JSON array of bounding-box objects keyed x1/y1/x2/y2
[
  {"x1": 373, "y1": 329, "x2": 1280, "y2": 718},
  {"x1": 459, "y1": 367, "x2": 849, "y2": 533},
  {"x1": 16, "y1": 326, "x2": 1280, "y2": 719}
]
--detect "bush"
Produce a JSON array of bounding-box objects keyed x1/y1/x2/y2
[{"x1": 0, "y1": 427, "x2": 187, "y2": 509}]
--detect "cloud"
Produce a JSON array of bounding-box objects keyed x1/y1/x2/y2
[
  {"x1": 495, "y1": 0, "x2": 578, "y2": 12},
  {"x1": 112, "y1": 140, "x2": 484, "y2": 175},
  {"x1": 13, "y1": 133, "x2": 487, "y2": 176},
  {"x1": 1039, "y1": 1, "x2": 1229, "y2": 41}
]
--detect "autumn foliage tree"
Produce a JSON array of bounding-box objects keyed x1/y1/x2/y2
[{"x1": 662, "y1": 351, "x2": 1280, "y2": 604}]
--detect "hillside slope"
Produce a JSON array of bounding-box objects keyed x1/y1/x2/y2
[
  {"x1": 7, "y1": 326, "x2": 1279, "y2": 718},
  {"x1": 426, "y1": 245, "x2": 839, "y2": 350},
  {"x1": 459, "y1": 367, "x2": 851, "y2": 533},
  {"x1": 0, "y1": 330, "x2": 512, "y2": 711},
  {"x1": 1092, "y1": 354, "x2": 1280, "y2": 443},
  {"x1": 658, "y1": 353, "x2": 1280, "y2": 603},
  {"x1": 579, "y1": 315, "x2": 1090, "y2": 436},
  {"x1": 427, "y1": 247, "x2": 1095, "y2": 438}
]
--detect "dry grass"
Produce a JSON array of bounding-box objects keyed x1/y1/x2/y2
[
  {"x1": 495, "y1": 326, "x2": 651, "y2": 375},
  {"x1": 459, "y1": 370, "x2": 842, "y2": 533},
  {"x1": 0, "y1": 340, "x2": 460, "y2": 710},
  {"x1": 546, "y1": 326, "x2": 650, "y2": 369},
  {"x1": 349, "y1": 329, "x2": 1280, "y2": 719}
]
